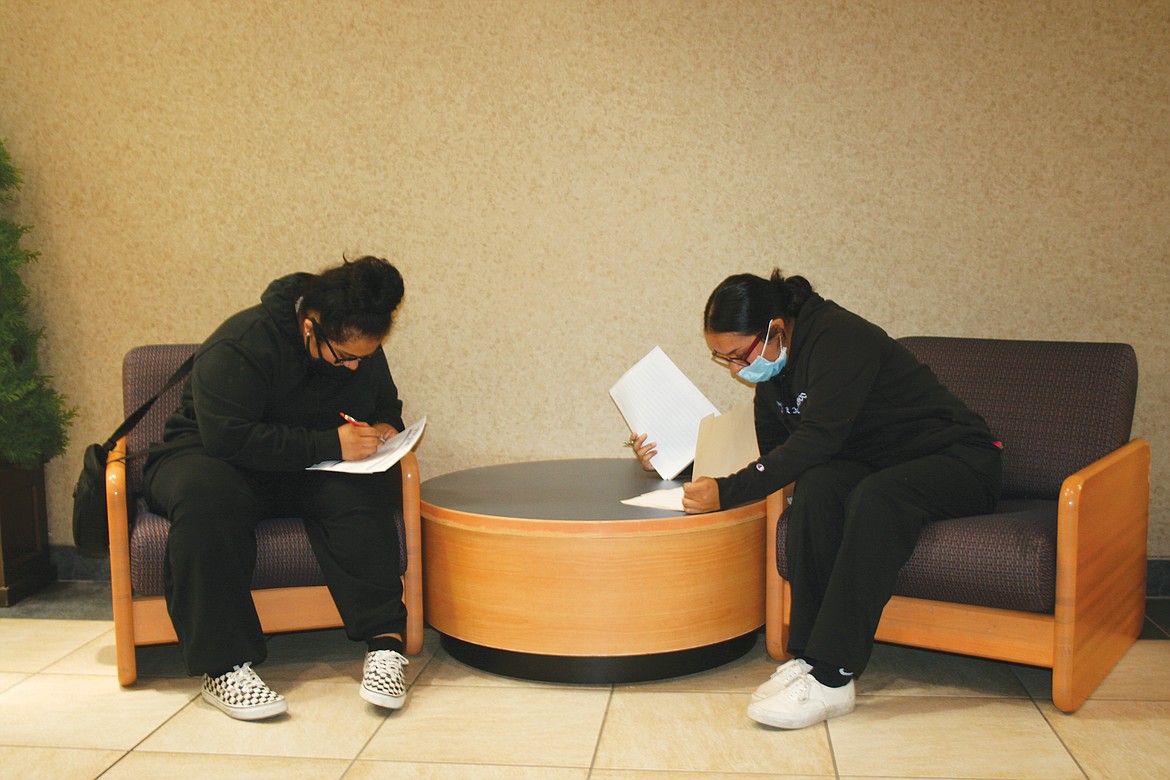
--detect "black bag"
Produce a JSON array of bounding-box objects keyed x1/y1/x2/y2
[{"x1": 71, "y1": 354, "x2": 194, "y2": 558}]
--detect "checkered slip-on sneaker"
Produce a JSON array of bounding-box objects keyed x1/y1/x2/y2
[
  {"x1": 360, "y1": 649, "x2": 409, "y2": 709},
  {"x1": 201, "y1": 662, "x2": 287, "y2": 721}
]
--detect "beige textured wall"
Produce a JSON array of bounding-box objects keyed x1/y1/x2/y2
[{"x1": 2, "y1": 1, "x2": 1168, "y2": 555}]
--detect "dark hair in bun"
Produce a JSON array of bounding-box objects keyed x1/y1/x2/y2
[
  {"x1": 300, "y1": 255, "x2": 405, "y2": 341},
  {"x1": 703, "y1": 268, "x2": 814, "y2": 335}
]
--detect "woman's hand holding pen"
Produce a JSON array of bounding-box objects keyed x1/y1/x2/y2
[
  {"x1": 371, "y1": 421, "x2": 398, "y2": 443},
  {"x1": 338, "y1": 413, "x2": 386, "y2": 461},
  {"x1": 338, "y1": 422, "x2": 383, "y2": 460},
  {"x1": 626, "y1": 432, "x2": 658, "y2": 472}
]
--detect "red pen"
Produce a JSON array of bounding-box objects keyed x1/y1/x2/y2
[{"x1": 340, "y1": 412, "x2": 369, "y2": 427}]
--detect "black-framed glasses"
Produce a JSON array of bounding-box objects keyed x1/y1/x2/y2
[
  {"x1": 308, "y1": 318, "x2": 379, "y2": 366},
  {"x1": 710, "y1": 329, "x2": 765, "y2": 368}
]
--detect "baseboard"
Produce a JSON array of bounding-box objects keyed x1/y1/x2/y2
[
  {"x1": 1147, "y1": 558, "x2": 1170, "y2": 597},
  {"x1": 51, "y1": 544, "x2": 110, "y2": 581}
]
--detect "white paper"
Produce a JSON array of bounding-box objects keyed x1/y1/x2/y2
[
  {"x1": 620, "y1": 486, "x2": 685, "y2": 512},
  {"x1": 307, "y1": 416, "x2": 427, "y2": 473},
  {"x1": 609, "y1": 347, "x2": 719, "y2": 480},
  {"x1": 619, "y1": 402, "x2": 758, "y2": 513}
]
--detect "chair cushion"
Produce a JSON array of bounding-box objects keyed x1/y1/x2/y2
[
  {"x1": 776, "y1": 499, "x2": 1058, "y2": 613},
  {"x1": 129, "y1": 498, "x2": 409, "y2": 597}
]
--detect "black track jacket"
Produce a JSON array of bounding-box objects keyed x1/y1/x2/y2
[
  {"x1": 149, "y1": 273, "x2": 404, "y2": 472},
  {"x1": 713, "y1": 294, "x2": 994, "y2": 508}
]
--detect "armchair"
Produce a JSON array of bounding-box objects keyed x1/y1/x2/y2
[
  {"x1": 105, "y1": 343, "x2": 423, "y2": 686},
  {"x1": 765, "y1": 337, "x2": 1149, "y2": 713}
]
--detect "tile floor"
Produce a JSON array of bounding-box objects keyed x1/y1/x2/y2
[{"x1": 1, "y1": 582, "x2": 1168, "y2": 779}]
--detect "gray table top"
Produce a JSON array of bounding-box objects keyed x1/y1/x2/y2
[{"x1": 420, "y1": 458, "x2": 689, "y2": 521}]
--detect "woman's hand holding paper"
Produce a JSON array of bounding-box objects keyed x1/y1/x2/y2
[{"x1": 682, "y1": 476, "x2": 720, "y2": 514}]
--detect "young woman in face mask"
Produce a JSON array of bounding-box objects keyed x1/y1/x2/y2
[
  {"x1": 143, "y1": 255, "x2": 412, "y2": 721},
  {"x1": 630, "y1": 269, "x2": 1002, "y2": 731}
]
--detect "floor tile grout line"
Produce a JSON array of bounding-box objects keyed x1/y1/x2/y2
[
  {"x1": 95, "y1": 750, "x2": 134, "y2": 779},
  {"x1": 822, "y1": 718, "x2": 843, "y2": 780},
  {"x1": 95, "y1": 684, "x2": 201, "y2": 773},
  {"x1": 299, "y1": 634, "x2": 434, "y2": 773},
  {"x1": 345, "y1": 698, "x2": 392, "y2": 776},
  {"x1": 0, "y1": 619, "x2": 115, "y2": 678},
  {"x1": 585, "y1": 684, "x2": 615, "y2": 776},
  {"x1": 336, "y1": 640, "x2": 442, "y2": 770},
  {"x1": 1006, "y1": 660, "x2": 1092, "y2": 780},
  {"x1": 1030, "y1": 692, "x2": 1092, "y2": 780}
]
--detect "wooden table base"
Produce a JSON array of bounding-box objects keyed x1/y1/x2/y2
[
  {"x1": 421, "y1": 459, "x2": 766, "y2": 683},
  {"x1": 439, "y1": 631, "x2": 760, "y2": 684}
]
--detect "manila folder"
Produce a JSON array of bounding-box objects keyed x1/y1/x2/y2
[{"x1": 692, "y1": 403, "x2": 759, "y2": 479}]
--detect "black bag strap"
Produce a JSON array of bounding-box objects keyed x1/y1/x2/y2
[{"x1": 102, "y1": 353, "x2": 195, "y2": 451}]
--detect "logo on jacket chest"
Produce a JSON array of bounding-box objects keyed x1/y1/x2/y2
[{"x1": 777, "y1": 392, "x2": 807, "y2": 416}]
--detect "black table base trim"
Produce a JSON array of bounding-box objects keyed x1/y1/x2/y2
[{"x1": 438, "y1": 630, "x2": 760, "y2": 684}]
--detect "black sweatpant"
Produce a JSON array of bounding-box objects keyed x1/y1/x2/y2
[
  {"x1": 144, "y1": 448, "x2": 407, "y2": 676},
  {"x1": 785, "y1": 439, "x2": 1001, "y2": 677}
]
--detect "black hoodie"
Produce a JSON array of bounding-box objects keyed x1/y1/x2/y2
[
  {"x1": 713, "y1": 294, "x2": 994, "y2": 508},
  {"x1": 149, "y1": 273, "x2": 404, "y2": 472}
]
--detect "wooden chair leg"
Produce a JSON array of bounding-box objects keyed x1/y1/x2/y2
[
  {"x1": 105, "y1": 437, "x2": 140, "y2": 687},
  {"x1": 764, "y1": 489, "x2": 792, "y2": 661},
  {"x1": 400, "y1": 451, "x2": 424, "y2": 655}
]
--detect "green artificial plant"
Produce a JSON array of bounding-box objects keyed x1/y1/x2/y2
[{"x1": 0, "y1": 138, "x2": 75, "y2": 467}]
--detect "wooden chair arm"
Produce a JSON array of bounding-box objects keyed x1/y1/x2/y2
[
  {"x1": 398, "y1": 450, "x2": 424, "y2": 654},
  {"x1": 105, "y1": 436, "x2": 139, "y2": 686},
  {"x1": 1052, "y1": 437, "x2": 1150, "y2": 711},
  {"x1": 764, "y1": 483, "x2": 795, "y2": 659}
]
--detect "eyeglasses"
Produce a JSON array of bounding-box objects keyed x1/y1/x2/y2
[
  {"x1": 308, "y1": 318, "x2": 379, "y2": 366},
  {"x1": 711, "y1": 329, "x2": 766, "y2": 368}
]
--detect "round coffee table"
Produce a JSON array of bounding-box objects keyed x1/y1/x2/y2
[{"x1": 420, "y1": 458, "x2": 765, "y2": 683}]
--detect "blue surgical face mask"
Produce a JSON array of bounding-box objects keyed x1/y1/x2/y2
[{"x1": 736, "y1": 321, "x2": 787, "y2": 383}]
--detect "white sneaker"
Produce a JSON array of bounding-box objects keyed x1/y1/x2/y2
[
  {"x1": 360, "y1": 650, "x2": 409, "y2": 709},
  {"x1": 747, "y1": 672, "x2": 855, "y2": 729},
  {"x1": 201, "y1": 662, "x2": 287, "y2": 721},
  {"x1": 752, "y1": 657, "x2": 813, "y2": 702}
]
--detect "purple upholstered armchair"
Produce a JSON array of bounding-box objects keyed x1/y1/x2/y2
[
  {"x1": 765, "y1": 337, "x2": 1149, "y2": 713},
  {"x1": 105, "y1": 344, "x2": 423, "y2": 686}
]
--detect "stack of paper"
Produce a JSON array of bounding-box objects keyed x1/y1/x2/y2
[
  {"x1": 611, "y1": 347, "x2": 760, "y2": 512},
  {"x1": 307, "y1": 416, "x2": 427, "y2": 473},
  {"x1": 609, "y1": 347, "x2": 718, "y2": 480}
]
